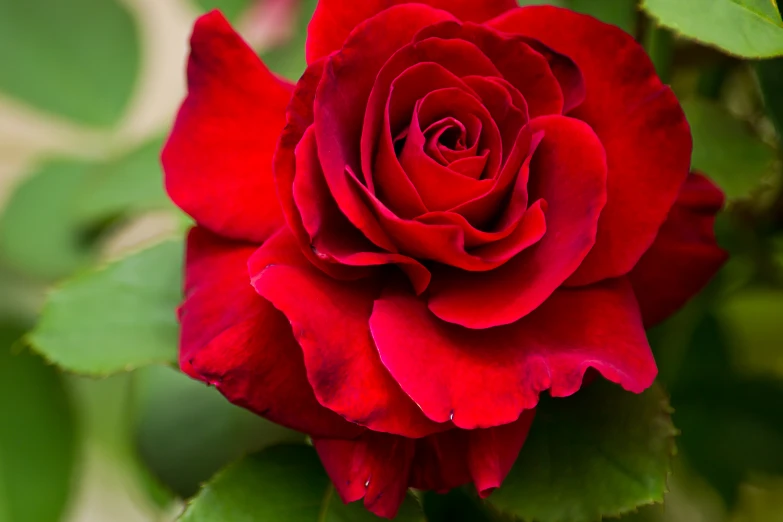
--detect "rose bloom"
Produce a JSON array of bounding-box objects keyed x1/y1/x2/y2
[{"x1": 162, "y1": 0, "x2": 727, "y2": 518}]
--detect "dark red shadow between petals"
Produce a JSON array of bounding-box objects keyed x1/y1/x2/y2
[
  {"x1": 180, "y1": 227, "x2": 362, "y2": 439},
  {"x1": 315, "y1": 432, "x2": 415, "y2": 519},
  {"x1": 250, "y1": 231, "x2": 447, "y2": 438},
  {"x1": 630, "y1": 172, "x2": 728, "y2": 327},
  {"x1": 314, "y1": 408, "x2": 535, "y2": 518}
]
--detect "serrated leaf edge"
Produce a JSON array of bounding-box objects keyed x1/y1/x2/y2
[
  {"x1": 641, "y1": 0, "x2": 783, "y2": 59},
  {"x1": 26, "y1": 238, "x2": 182, "y2": 377}
]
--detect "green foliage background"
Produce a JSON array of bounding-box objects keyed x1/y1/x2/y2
[{"x1": 0, "y1": 0, "x2": 782, "y2": 521}]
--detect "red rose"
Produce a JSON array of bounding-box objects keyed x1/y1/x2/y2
[{"x1": 162, "y1": 1, "x2": 727, "y2": 518}]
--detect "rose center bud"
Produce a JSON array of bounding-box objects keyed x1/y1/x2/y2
[
  {"x1": 433, "y1": 123, "x2": 466, "y2": 151},
  {"x1": 402, "y1": 95, "x2": 493, "y2": 187}
]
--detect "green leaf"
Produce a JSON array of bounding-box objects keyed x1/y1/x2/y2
[
  {"x1": 0, "y1": 326, "x2": 77, "y2": 522},
  {"x1": 642, "y1": 0, "x2": 783, "y2": 58},
  {"x1": 180, "y1": 445, "x2": 424, "y2": 522},
  {"x1": 616, "y1": 504, "x2": 666, "y2": 521},
  {"x1": 653, "y1": 305, "x2": 783, "y2": 506},
  {"x1": 0, "y1": 142, "x2": 174, "y2": 282},
  {"x1": 0, "y1": 160, "x2": 96, "y2": 280},
  {"x1": 29, "y1": 240, "x2": 182, "y2": 375},
  {"x1": 643, "y1": 25, "x2": 675, "y2": 83},
  {"x1": 195, "y1": 0, "x2": 254, "y2": 21},
  {"x1": 75, "y1": 137, "x2": 173, "y2": 222},
  {"x1": 133, "y1": 366, "x2": 301, "y2": 498},
  {"x1": 488, "y1": 381, "x2": 676, "y2": 522},
  {"x1": 423, "y1": 488, "x2": 506, "y2": 522},
  {"x1": 655, "y1": 306, "x2": 733, "y2": 395},
  {"x1": 718, "y1": 288, "x2": 783, "y2": 376},
  {"x1": 0, "y1": 0, "x2": 139, "y2": 126},
  {"x1": 742, "y1": 0, "x2": 783, "y2": 20},
  {"x1": 756, "y1": 57, "x2": 783, "y2": 141},
  {"x1": 675, "y1": 377, "x2": 783, "y2": 505},
  {"x1": 568, "y1": 0, "x2": 638, "y2": 33},
  {"x1": 682, "y1": 98, "x2": 777, "y2": 199}
]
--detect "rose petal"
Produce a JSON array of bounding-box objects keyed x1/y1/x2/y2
[
  {"x1": 306, "y1": 0, "x2": 517, "y2": 63},
  {"x1": 349, "y1": 126, "x2": 543, "y2": 273},
  {"x1": 630, "y1": 172, "x2": 728, "y2": 327},
  {"x1": 409, "y1": 430, "x2": 471, "y2": 492},
  {"x1": 251, "y1": 238, "x2": 446, "y2": 438},
  {"x1": 448, "y1": 154, "x2": 490, "y2": 178},
  {"x1": 424, "y1": 116, "x2": 481, "y2": 167},
  {"x1": 461, "y1": 75, "x2": 530, "y2": 165},
  {"x1": 409, "y1": 410, "x2": 536, "y2": 495},
  {"x1": 163, "y1": 12, "x2": 290, "y2": 243},
  {"x1": 362, "y1": 38, "x2": 503, "y2": 212},
  {"x1": 314, "y1": 5, "x2": 456, "y2": 251},
  {"x1": 468, "y1": 409, "x2": 536, "y2": 497},
  {"x1": 489, "y1": 6, "x2": 691, "y2": 285},
  {"x1": 275, "y1": 62, "x2": 432, "y2": 292},
  {"x1": 398, "y1": 87, "x2": 497, "y2": 211},
  {"x1": 360, "y1": 41, "x2": 531, "y2": 222},
  {"x1": 332, "y1": 122, "x2": 543, "y2": 272},
  {"x1": 428, "y1": 115, "x2": 607, "y2": 328},
  {"x1": 275, "y1": 60, "x2": 353, "y2": 277},
  {"x1": 415, "y1": 198, "x2": 544, "y2": 250},
  {"x1": 371, "y1": 277, "x2": 656, "y2": 429},
  {"x1": 314, "y1": 432, "x2": 415, "y2": 519},
  {"x1": 294, "y1": 126, "x2": 432, "y2": 293},
  {"x1": 447, "y1": 123, "x2": 537, "y2": 229},
  {"x1": 180, "y1": 227, "x2": 361, "y2": 439},
  {"x1": 275, "y1": 59, "x2": 356, "y2": 279},
  {"x1": 351, "y1": 173, "x2": 547, "y2": 271},
  {"x1": 421, "y1": 116, "x2": 490, "y2": 180},
  {"x1": 349, "y1": 67, "x2": 542, "y2": 270},
  {"x1": 414, "y1": 21, "x2": 565, "y2": 117},
  {"x1": 517, "y1": 37, "x2": 585, "y2": 113}
]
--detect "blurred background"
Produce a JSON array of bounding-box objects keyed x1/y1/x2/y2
[{"x1": 0, "y1": 0, "x2": 781, "y2": 521}]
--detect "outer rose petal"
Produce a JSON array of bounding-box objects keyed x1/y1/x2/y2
[
  {"x1": 306, "y1": 0, "x2": 517, "y2": 63},
  {"x1": 371, "y1": 278, "x2": 656, "y2": 429},
  {"x1": 163, "y1": 11, "x2": 291, "y2": 243},
  {"x1": 489, "y1": 6, "x2": 692, "y2": 285},
  {"x1": 410, "y1": 410, "x2": 536, "y2": 496},
  {"x1": 630, "y1": 172, "x2": 728, "y2": 327},
  {"x1": 179, "y1": 227, "x2": 361, "y2": 439},
  {"x1": 315, "y1": 410, "x2": 535, "y2": 518},
  {"x1": 250, "y1": 232, "x2": 446, "y2": 438},
  {"x1": 408, "y1": 430, "x2": 471, "y2": 492},
  {"x1": 468, "y1": 409, "x2": 536, "y2": 497},
  {"x1": 275, "y1": 59, "x2": 367, "y2": 281},
  {"x1": 314, "y1": 433, "x2": 415, "y2": 519}
]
